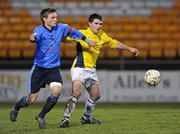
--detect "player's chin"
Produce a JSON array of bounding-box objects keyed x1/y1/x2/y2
[{"x1": 94, "y1": 30, "x2": 99, "y2": 34}]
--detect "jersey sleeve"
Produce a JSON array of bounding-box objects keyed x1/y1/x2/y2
[
  {"x1": 66, "y1": 37, "x2": 89, "y2": 48},
  {"x1": 103, "y1": 33, "x2": 118, "y2": 48},
  {"x1": 66, "y1": 30, "x2": 89, "y2": 48},
  {"x1": 63, "y1": 24, "x2": 86, "y2": 40}
]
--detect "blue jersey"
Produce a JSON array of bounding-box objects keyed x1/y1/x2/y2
[{"x1": 32, "y1": 23, "x2": 85, "y2": 68}]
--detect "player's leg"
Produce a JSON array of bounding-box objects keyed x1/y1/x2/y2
[
  {"x1": 38, "y1": 82, "x2": 61, "y2": 118},
  {"x1": 10, "y1": 65, "x2": 40, "y2": 122},
  {"x1": 10, "y1": 93, "x2": 39, "y2": 122},
  {"x1": 60, "y1": 80, "x2": 83, "y2": 128},
  {"x1": 36, "y1": 67, "x2": 62, "y2": 128},
  {"x1": 36, "y1": 82, "x2": 62, "y2": 128},
  {"x1": 81, "y1": 83, "x2": 102, "y2": 124}
]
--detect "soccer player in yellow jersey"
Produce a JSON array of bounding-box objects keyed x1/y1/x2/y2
[{"x1": 60, "y1": 13, "x2": 139, "y2": 127}]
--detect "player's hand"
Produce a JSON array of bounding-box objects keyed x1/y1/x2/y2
[
  {"x1": 86, "y1": 39, "x2": 98, "y2": 49},
  {"x1": 29, "y1": 33, "x2": 37, "y2": 42},
  {"x1": 130, "y1": 48, "x2": 139, "y2": 56}
]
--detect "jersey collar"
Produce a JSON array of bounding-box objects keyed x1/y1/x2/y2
[{"x1": 43, "y1": 24, "x2": 57, "y2": 32}]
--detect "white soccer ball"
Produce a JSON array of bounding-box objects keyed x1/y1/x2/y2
[{"x1": 144, "y1": 69, "x2": 161, "y2": 86}]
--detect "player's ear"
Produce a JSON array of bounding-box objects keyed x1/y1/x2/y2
[
  {"x1": 88, "y1": 22, "x2": 92, "y2": 26},
  {"x1": 42, "y1": 16, "x2": 47, "y2": 22}
]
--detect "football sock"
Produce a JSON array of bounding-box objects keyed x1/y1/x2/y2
[
  {"x1": 63, "y1": 95, "x2": 78, "y2": 118},
  {"x1": 83, "y1": 97, "x2": 96, "y2": 118},
  {"x1": 39, "y1": 95, "x2": 58, "y2": 118},
  {"x1": 15, "y1": 96, "x2": 29, "y2": 111}
]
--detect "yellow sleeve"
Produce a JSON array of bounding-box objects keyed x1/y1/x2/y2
[
  {"x1": 103, "y1": 33, "x2": 118, "y2": 48},
  {"x1": 66, "y1": 34, "x2": 89, "y2": 48}
]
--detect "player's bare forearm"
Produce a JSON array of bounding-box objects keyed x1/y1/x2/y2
[
  {"x1": 117, "y1": 42, "x2": 131, "y2": 50},
  {"x1": 117, "y1": 42, "x2": 139, "y2": 56}
]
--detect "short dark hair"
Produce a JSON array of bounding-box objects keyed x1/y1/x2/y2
[
  {"x1": 40, "y1": 7, "x2": 56, "y2": 22},
  {"x1": 88, "y1": 13, "x2": 102, "y2": 22}
]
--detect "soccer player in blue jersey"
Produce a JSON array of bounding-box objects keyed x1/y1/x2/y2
[{"x1": 9, "y1": 7, "x2": 97, "y2": 129}]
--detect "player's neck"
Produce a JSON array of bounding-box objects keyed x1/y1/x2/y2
[
  {"x1": 44, "y1": 23, "x2": 52, "y2": 31},
  {"x1": 88, "y1": 28, "x2": 98, "y2": 35}
]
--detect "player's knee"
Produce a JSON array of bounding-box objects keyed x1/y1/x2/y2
[
  {"x1": 72, "y1": 90, "x2": 81, "y2": 98},
  {"x1": 50, "y1": 82, "x2": 62, "y2": 96},
  {"x1": 72, "y1": 81, "x2": 82, "y2": 97},
  {"x1": 52, "y1": 88, "x2": 61, "y2": 96}
]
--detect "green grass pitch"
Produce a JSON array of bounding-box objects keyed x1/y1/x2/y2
[{"x1": 0, "y1": 103, "x2": 180, "y2": 134}]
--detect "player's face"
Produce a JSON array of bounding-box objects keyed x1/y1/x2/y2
[
  {"x1": 44, "y1": 12, "x2": 58, "y2": 28},
  {"x1": 89, "y1": 19, "x2": 102, "y2": 34}
]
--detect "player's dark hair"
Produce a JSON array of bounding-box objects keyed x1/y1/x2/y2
[
  {"x1": 88, "y1": 13, "x2": 102, "y2": 22},
  {"x1": 40, "y1": 7, "x2": 56, "y2": 22}
]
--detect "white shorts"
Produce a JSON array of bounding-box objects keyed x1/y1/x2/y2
[{"x1": 71, "y1": 67, "x2": 99, "y2": 88}]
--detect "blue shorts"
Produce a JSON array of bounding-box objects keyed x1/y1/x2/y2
[{"x1": 28, "y1": 65, "x2": 63, "y2": 93}]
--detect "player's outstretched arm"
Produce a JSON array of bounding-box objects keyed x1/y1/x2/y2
[
  {"x1": 117, "y1": 41, "x2": 139, "y2": 56},
  {"x1": 66, "y1": 27, "x2": 98, "y2": 48}
]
